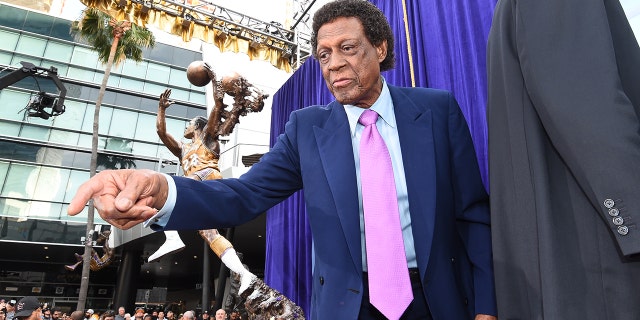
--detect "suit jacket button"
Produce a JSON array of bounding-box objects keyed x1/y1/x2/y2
[
  {"x1": 618, "y1": 226, "x2": 629, "y2": 235},
  {"x1": 613, "y1": 216, "x2": 624, "y2": 226},
  {"x1": 319, "y1": 277, "x2": 324, "y2": 285},
  {"x1": 604, "y1": 199, "x2": 615, "y2": 208},
  {"x1": 608, "y1": 208, "x2": 619, "y2": 217}
]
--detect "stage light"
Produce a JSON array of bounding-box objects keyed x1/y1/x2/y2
[
  {"x1": 182, "y1": 13, "x2": 193, "y2": 28},
  {"x1": 218, "y1": 24, "x2": 239, "y2": 37},
  {"x1": 141, "y1": 1, "x2": 151, "y2": 14},
  {"x1": 281, "y1": 46, "x2": 293, "y2": 59},
  {"x1": 250, "y1": 36, "x2": 263, "y2": 49},
  {"x1": 266, "y1": 21, "x2": 282, "y2": 35}
]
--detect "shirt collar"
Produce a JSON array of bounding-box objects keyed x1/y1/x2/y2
[{"x1": 343, "y1": 77, "x2": 396, "y2": 137}]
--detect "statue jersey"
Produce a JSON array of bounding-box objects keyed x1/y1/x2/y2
[{"x1": 181, "y1": 138, "x2": 222, "y2": 181}]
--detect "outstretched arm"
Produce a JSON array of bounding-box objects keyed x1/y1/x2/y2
[
  {"x1": 157, "y1": 89, "x2": 182, "y2": 158},
  {"x1": 203, "y1": 63, "x2": 224, "y2": 144}
]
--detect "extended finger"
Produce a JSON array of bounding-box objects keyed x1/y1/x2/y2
[{"x1": 67, "y1": 178, "x2": 104, "y2": 216}]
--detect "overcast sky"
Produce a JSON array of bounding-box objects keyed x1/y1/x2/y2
[{"x1": 621, "y1": 0, "x2": 640, "y2": 42}]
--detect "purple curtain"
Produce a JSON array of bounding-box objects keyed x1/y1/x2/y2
[
  {"x1": 405, "y1": 0, "x2": 497, "y2": 187},
  {"x1": 263, "y1": 61, "x2": 333, "y2": 314},
  {"x1": 264, "y1": 0, "x2": 496, "y2": 315}
]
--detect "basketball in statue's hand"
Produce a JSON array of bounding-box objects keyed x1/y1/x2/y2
[{"x1": 186, "y1": 61, "x2": 211, "y2": 87}]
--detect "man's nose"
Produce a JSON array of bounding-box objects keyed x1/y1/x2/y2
[{"x1": 327, "y1": 53, "x2": 346, "y2": 71}]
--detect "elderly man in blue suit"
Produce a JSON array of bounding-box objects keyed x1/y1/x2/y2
[{"x1": 68, "y1": 1, "x2": 496, "y2": 319}]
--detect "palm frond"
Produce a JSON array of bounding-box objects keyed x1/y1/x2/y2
[{"x1": 72, "y1": 8, "x2": 155, "y2": 65}]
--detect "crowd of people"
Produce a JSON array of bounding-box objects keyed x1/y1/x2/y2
[
  {"x1": 0, "y1": 298, "x2": 242, "y2": 320},
  {"x1": 0, "y1": 297, "x2": 72, "y2": 320}
]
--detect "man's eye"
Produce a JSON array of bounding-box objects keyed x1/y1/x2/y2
[
  {"x1": 318, "y1": 52, "x2": 329, "y2": 61},
  {"x1": 342, "y1": 45, "x2": 357, "y2": 53}
]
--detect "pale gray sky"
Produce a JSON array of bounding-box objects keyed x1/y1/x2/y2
[{"x1": 621, "y1": 0, "x2": 640, "y2": 43}]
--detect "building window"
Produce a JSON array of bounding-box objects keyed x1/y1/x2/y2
[{"x1": 15, "y1": 35, "x2": 46, "y2": 57}]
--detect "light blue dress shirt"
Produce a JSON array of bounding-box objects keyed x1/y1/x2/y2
[
  {"x1": 146, "y1": 78, "x2": 417, "y2": 270},
  {"x1": 343, "y1": 78, "x2": 416, "y2": 270}
]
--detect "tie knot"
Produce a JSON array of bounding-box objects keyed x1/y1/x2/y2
[{"x1": 359, "y1": 109, "x2": 379, "y2": 126}]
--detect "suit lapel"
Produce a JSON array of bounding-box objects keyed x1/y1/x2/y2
[
  {"x1": 313, "y1": 101, "x2": 363, "y2": 272},
  {"x1": 390, "y1": 86, "x2": 436, "y2": 272}
]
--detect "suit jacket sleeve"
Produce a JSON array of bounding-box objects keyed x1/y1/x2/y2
[
  {"x1": 448, "y1": 93, "x2": 496, "y2": 315},
  {"x1": 488, "y1": 0, "x2": 640, "y2": 255},
  {"x1": 164, "y1": 111, "x2": 304, "y2": 230}
]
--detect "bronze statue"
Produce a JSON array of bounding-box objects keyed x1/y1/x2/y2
[
  {"x1": 149, "y1": 62, "x2": 268, "y2": 262},
  {"x1": 65, "y1": 230, "x2": 114, "y2": 271},
  {"x1": 225, "y1": 251, "x2": 249, "y2": 313},
  {"x1": 153, "y1": 63, "x2": 303, "y2": 318},
  {"x1": 199, "y1": 230, "x2": 305, "y2": 320}
]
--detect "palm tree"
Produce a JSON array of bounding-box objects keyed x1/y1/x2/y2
[
  {"x1": 98, "y1": 138, "x2": 138, "y2": 170},
  {"x1": 71, "y1": 7, "x2": 154, "y2": 310}
]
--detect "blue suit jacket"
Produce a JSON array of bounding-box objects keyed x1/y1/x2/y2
[{"x1": 164, "y1": 85, "x2": 497, "y2": 319}]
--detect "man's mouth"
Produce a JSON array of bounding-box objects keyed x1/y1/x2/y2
[{"x1": 332, "y1": 78, "x2": 352, "y2": 88}]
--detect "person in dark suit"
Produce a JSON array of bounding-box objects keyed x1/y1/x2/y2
[
  {"x1": 67, "y1": 1, "x2": 496, "y2": 319},
  {"x1": 487, "y1": 0, "x2": 640, "y2": 319}
]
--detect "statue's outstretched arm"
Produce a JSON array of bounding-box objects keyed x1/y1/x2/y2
[
  {"x1": 157, "y1": 88, "x2": 182, "y2": 158},
  {"x1": 203, "y1": 63, "x2": 224, "y2": 143}
]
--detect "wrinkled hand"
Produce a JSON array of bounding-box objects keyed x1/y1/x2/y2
[
  {"x1": 67, "y1": 169, "x2": 169, "y2": 230},
  {"x1": 159, "y1": 88, "x2": 174, "y2": 110},
  {"x1": 476, "y1": 314, "x2": 497, "y2": 320}
]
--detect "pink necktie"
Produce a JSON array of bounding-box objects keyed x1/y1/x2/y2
[{"x1": 359, "y1": 109, "x2": 413, "y2": 320}]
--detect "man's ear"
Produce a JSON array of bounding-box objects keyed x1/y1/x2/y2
[{"x1": 376, "y1": 40, "x2": 387, "y2": 63}]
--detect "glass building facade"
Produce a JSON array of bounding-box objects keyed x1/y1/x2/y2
[
  {"x1": 0, "y1": 4, "x2": 205, "y2": 223},
  {"x1": 0, "y1": 2, "x2": 210, "y2": 311}
]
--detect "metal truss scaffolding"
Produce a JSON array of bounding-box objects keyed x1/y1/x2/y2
[{"x1": 127, "y1": 0, "x2": 313, "y2": 68}]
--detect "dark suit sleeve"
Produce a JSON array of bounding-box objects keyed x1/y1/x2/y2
[
  {"x1": 447, "y1": 93, "x2": 497, "y2": 315},
  {"x1": 164, "y1": 112, "x2": 304, "y2": 230},
  {"x1": 495, "y1": 0, "x2": 640, "y2": 255}
]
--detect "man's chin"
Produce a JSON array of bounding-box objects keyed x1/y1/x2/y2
[
  {"x1": 332, "y1": 90, "x2": 367, "y2": 108},
  {"x1": 334, "y1": 94, "x2": 355, "y2": 106}
]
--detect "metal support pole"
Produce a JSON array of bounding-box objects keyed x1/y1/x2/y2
[{"x1": 202, "y1": 239, "x2": 212, "y2": 312}]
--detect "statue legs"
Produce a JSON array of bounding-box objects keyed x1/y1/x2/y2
[
  {"x1": 65, "y1": 253, "x2": 83, "y2": 271},
  {"x1": 221, "y1": 248, "x2": 256, "y2": 294},
  {"x1": 199, "y1": 229, "x2": 256, "y2": 293},
  {"x1": 198, "y1": 229, "x2": 305, "y2": 319},
  {"x1": 148, "y1": 230, "x2": 185, "y2": 262},
  {"x1": 65, "y1": 230, "x2": 115, "y2": 272}
]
